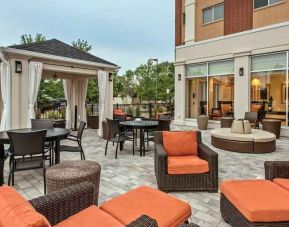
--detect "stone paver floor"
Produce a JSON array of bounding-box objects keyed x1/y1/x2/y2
[{"x1": 3, "y1": 127, "x2": 289, "y2": 227}]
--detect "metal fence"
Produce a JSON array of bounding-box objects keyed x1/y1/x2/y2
[
  {"x1": 35, "y1": 102, "x2": 173, "y2": 120},
  {"x1": 114, "y1": 102, "x2": 173, "y2": 118}
]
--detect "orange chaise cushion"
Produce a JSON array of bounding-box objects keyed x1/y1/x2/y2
[
  {"x1": 0, "y1": 185, "x2": 51, "y2": 227},
  {"x1": 221, "y1": 180, "x2": 289, "y2": 222},
  {"x1": 163, "y1": 131, "x2": 198, "y2": 156},
  {"x1": 273, "y1": 178, "x2": 289, "y2": 192},
  {"x1": 168, "y1": 156, "x2": 209, "y2": 175},
  {"x1": 55, "y1": 205, "x2": 123, "y2": 227},
  {"x1": 100, "y1": 186, "x2": 191, "y2": 227}
]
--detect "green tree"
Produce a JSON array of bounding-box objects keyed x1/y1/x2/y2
[
  {"x1": 37, "y1": 79, "x2": 64, "y2": 104},
  {"x1": 20, "y1": 34, "x2": 46, "y2": 44},
  {"x1": 72, "y1": 39, "x2": 92, "y2": 53}
]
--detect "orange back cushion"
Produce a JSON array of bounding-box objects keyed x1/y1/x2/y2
[
  {"x1": 163, "y1": 131, "x2": 198, "y2": 156},
  {"x1": 113, "y1": 109, "x2": 125, "y2": 115},
  {"x1": 0, "y1": 185, "x2": 51, "y2": 227}
]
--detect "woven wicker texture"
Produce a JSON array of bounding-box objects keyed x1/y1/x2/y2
[{"x1": 46, "y1": 160, "x2": 101, "y2": 204}]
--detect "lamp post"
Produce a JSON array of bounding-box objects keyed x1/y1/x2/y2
[{"x1": 149, "y1": 58, "x2": 158, "y2": 103}]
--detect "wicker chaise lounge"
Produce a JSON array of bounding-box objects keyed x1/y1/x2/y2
[
  {"x1": 220, "y1": 161, "x2": 289, "y2": 227},
  {"x1": 154, "y1": 131, "x2": 218, "y2": 192},
  {"x1": 0, "y1": 182, "x2": 192, "y2": 227}
]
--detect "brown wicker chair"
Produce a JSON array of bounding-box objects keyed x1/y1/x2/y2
[
  {"x1": 60, "y1": 121, "x2": 86, "y2": 160},
  {"x1": 220, "y1": 161, "x2": 289, "y2": 227},
  {"x1": 29, "y1": 182, "x2": 158, "y2": 227},
  {"x1": 154, "y1": 131, "x2": 218, "y2": 192},
  {"x1": 7, "y1": 130, "x2": 47, "y2": 193}
]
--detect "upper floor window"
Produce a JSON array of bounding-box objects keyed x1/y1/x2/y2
[
  {"x1": 203, "y1": 3, "x2": 224, "y2": 24},
  {"x1": 254, "y1": 0, "x2": 283, "y2": 9}
]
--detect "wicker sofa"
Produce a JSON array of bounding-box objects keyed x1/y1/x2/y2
[
  {"x1": 220, "y1": 161, "x2": 289, "y2": 227},
  {"x1": 154, "y1": 131, "x2": 218, "y2": 192},
  {"x1": 1, "y1": 182, "x2": 192, "y2": 227}
]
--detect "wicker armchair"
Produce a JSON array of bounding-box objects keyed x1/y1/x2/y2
[
  {"x1": 265, "y1": 161, "x2": 289, "y2": 181},
  {"x1": 30, "y1": 182, "x2": 158, "y2": 227},
  {"x1": 154, "y1": 131, "x2": 218, "y2": 192}
]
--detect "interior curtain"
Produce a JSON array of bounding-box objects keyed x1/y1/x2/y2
[
  {"x1": 0, "y1": 54, "x2": 11, "y2": 131},
  {"x1": 63, "y1": 79, "x2": 72, "y2": 129},
  {"x1": 98, "y1": 70, "x2": 108, "y2": 137},
  {"x1": 27, "y1": 62, "x2": 43, "y2": 128}
]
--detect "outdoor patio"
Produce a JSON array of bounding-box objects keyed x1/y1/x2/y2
[{"x1": 2, "y1": 126, "x2": 289, "y2": 227}]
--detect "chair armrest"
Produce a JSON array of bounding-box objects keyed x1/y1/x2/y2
[
  {"x1": 179, "y1": 224, "x2": 200, "y2": 227},
  {"x1": 265, "y1": 161, "x2": 289, "y2": 180},
  {"x1": 198, "y1": 143, "x2": 218, "y2": 178},
  {"x1": 29, "y1": 182, "x2": 94, "y2": 226},
  {"x1": 126, "y1": 215, "x2": 158, "y2": 227},
  {"x1": 154, "y1": 144, "x2": 167, "y2": 176}
]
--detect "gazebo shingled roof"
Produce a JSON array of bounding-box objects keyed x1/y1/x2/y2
[{"x1": 9, "y1": 39, "x2": 117, "y2": 67}]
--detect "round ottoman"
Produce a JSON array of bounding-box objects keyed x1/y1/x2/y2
[
  {"x1": 220, "y1": 117, "x2": 234, "y2": 128},
  {"x1": 262, "y1": 119, "x2": 281, "y2": 139},
  {"x1": 46, "y1": 160, "x2": 101, "y2": 204},
  {"x1": 197, "y1": 115, "x2": 209, "y2": 130}
]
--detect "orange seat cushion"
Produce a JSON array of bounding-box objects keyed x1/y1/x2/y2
[
  {"x1": 168, "y1": 156, "x2": 209, "y2": 175},
  {"x1": 100, "y1": 186, "x2": 191, "y2": 227},
  {"x1": 163, "y1": 131, "x2": 198, "y2": 156},
  {"x1": 221, "y1": 180, "x2": 289, "y2": 222},
  {"x1": 114, "y1": 109, "x2": 125, "y2": 115},
  {"x1": 55, "y1": 205, "x2": 123, "y2": 227},
  {"x1": 273, "y1": 178, "x2": 289, "y2": 191},
  {"x1": 0, "y1": 185, "x2": 51, "y2": 227}
]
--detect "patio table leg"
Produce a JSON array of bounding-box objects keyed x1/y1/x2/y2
[
  {"x1": 139, "y1": 129, "x2": 143, "y2": 157},
  {"x1": 0, "y1": 144, "x2": 5, "y2": 186},
  {"x1": 55, "y1": 140, "x2": 61, "y2": 164}
]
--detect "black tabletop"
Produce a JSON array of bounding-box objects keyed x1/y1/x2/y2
[
  {"x1": 0, "y1": 128, "x2": 70, "y2": 144},
  {"x1": 120, "y1": 120, "x2": 158, "y2": 129}
]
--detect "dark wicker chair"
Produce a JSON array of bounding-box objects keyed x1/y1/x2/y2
[
  {"x1": 60, "y1": 121, "x2": 86, "y2": 160},
  {"x1": 146, "y1": 119, "x2": 171, "y2": 146},
  {"x1": 105, "y1": 119, "x2": 135, "y2": 159},
  {"x1": 31, "y1": 119, "x2": 54, "y2": 166},
  {"x1": 29, "y1": 182, "x2": 158, "y2": 227},
  {"x1": 7, "y1": 130, "x2": 47, "y2": 193},
  {"x1": 220, "y1": 161, "x2": 289, "y2": 227},
  {"x1": 154, "y1": 131, "x2": 218, "y2": 192}
]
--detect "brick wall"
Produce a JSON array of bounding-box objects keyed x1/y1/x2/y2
[
  {"x1": 224, "y1": 0, "x2": 253, "y2": 35},
  {"x1": 175, "y1": 0, "x2": 183, "y2": 46}
]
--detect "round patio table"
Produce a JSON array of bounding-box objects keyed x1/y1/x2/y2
[
  {"x1": 0, "y1": 128, "x2": 70, "y2": 186},
  {"x1": 119, "y1": 120, "x2": 158, "y2": 156}
]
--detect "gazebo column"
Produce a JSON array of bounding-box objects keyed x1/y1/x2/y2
[
  {"x1": 70, "y1": 79, "x2": 88, "y2": 129},
  {"x1": 10, "y1": 58, "x2": 29, "y2": 129},
  {"x1": 106, "y1": 73, "x2": 113, "y2": 119}
]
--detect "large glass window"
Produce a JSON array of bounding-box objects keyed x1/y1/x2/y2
[
  {"x1": 251, "y1": 52, "x2": 289, "y2": 126},
  {"x1": 186, "y1": 60, "x2": 234, "y2": 120},
  {"x1": 203, "y1": 4, "x2": 224, "y2": 24},
  {"x1": 254, "y1": 0, "x2": 283, "y2": 9}
]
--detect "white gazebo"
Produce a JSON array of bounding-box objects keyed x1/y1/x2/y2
[{"x1": 0, "y1": 39, "x2": 120, "y2": 136}]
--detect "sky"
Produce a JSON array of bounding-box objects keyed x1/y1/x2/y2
[{"x1": 0, "y1": 0, "x2": 175, "y2": 74}]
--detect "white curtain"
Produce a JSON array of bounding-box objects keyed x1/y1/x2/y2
[
  {"x1": 63, "y1": 79, "x2": 72, "y2": 129},
  {"x1": 27, "y1": 62, "x2": 43, "y2": 128},
  {"x1": 78, "y1": 79, "x2": 88, "y2": 125},
  {"x1": 98, "y1": 70, "x2": 108, "y2": 137},
  {"x1": 0, "y1": 54, "x2": 11, "y2": 131}
]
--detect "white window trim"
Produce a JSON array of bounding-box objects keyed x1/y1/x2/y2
[
  {"x1": 253, "y1": 0, "x2": 284, "y2": 10},
  {"x1": 203, "y1": 3, "x2": 224, "y2": 25}
]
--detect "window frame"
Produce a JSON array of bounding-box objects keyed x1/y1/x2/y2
[
  {"x1": 253, "y1": 0, "x2": 284, "y2": 10},
  {"x1": 202, "y1": 3, "x2": 224, "y2": 25}
]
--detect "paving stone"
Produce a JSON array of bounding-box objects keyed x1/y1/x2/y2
[{"x1": 3, "y1": 127, "x2": 289, "y2": 226}]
